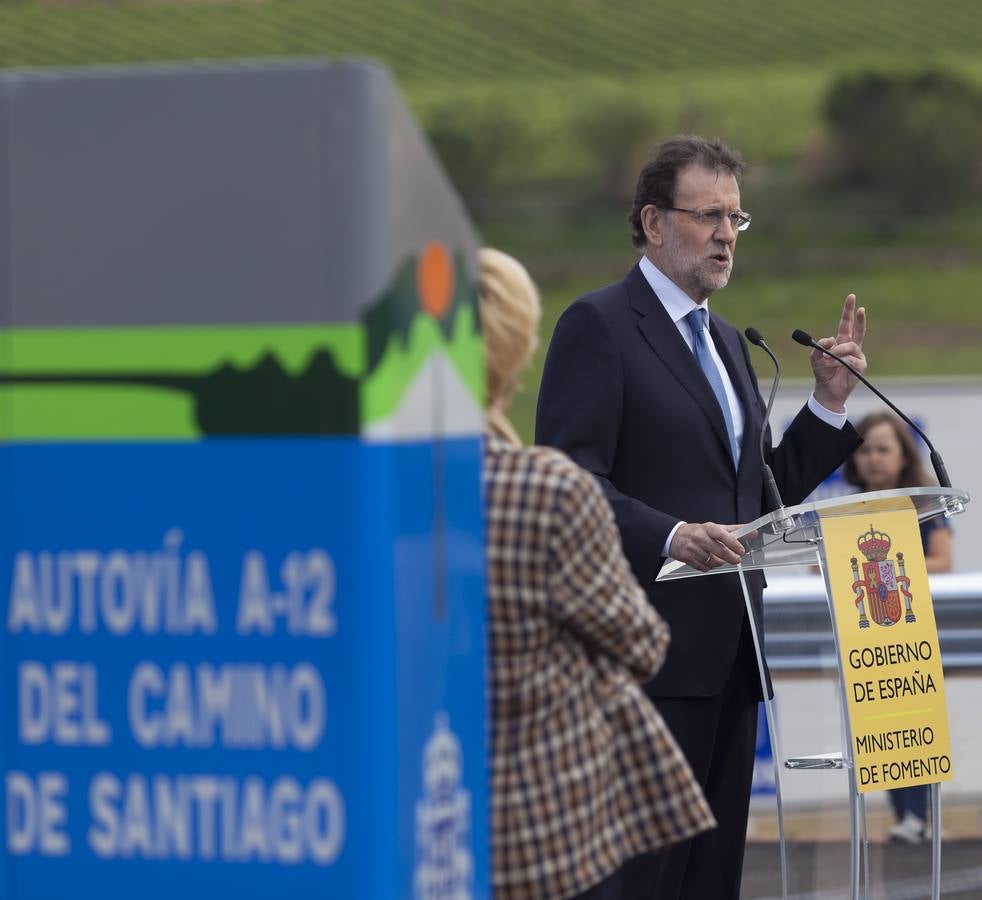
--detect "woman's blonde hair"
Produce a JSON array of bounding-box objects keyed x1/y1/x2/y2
[{"x1": 478, "y1": 247, "x2": 541, "y2": 445}]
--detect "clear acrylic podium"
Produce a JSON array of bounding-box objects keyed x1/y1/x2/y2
[{"x1": 657, "y1": 487, "x2": 970, "y2": 900}]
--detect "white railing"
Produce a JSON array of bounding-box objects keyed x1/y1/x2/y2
[{"x1": 763, "y1": 573, "x2": 982, "y2": 670}]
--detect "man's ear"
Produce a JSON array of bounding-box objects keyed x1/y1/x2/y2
[{"x1": 641, "y1": 204, "x2": 663, "y2": 248}]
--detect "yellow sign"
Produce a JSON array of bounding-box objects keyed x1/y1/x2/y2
[{"x1": 820, "y1": 502, "x2": 952, "y2": 794}]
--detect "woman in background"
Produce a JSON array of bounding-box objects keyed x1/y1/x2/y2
[
  {"x1": 842, "y1": 410, "x2": 953, "y2": 573},
  {"x1": 479, "y1": 247, "x2": 714, "y2": 900},
  {"x1": 843, "y1": 409, "x2": 952, "y2": 844}
]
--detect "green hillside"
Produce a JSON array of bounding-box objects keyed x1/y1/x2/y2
[
  {"x1": 2, "y1": 0, "x2": 981, "y2": 83},
  {"x1": 4, "y1": 0, "x2": 981, "y2": 179}
]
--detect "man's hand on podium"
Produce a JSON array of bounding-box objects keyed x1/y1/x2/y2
[{"x1": 670, "y1": 522, "x2": 746, "y2": 572}]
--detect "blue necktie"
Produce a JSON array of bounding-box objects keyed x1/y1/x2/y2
[{"x1": 686, "y1": 307, "x2": 740, "y2": 465}]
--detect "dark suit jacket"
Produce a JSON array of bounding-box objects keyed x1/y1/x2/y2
[{"x1": 535, "y1": 263, "x2": 862, "y2": 698}]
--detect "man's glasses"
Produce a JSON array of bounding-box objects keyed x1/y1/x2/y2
[{"x1": 665, "y1": 206, "x2": 752, "y2": 232}]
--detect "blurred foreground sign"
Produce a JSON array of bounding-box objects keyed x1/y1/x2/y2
[{"x1": 0, "y1": 60, "x2": 487, "y2": 898}]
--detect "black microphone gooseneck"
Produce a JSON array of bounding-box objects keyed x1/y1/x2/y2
[
  {"x1": 791, "y1": 329, "x2": 952, "y2": 488},
  {"x1": 745, "y1": 327, "x2": 796, "y2": 530}
]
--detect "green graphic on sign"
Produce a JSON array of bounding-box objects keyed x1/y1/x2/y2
[{"x1": 0, "y1": 252, "x2": 482, "y2": 441}]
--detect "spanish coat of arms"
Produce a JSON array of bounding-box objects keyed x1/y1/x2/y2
[{"x1": 850, "y1": 524, "x2": 916, "y2": 628}]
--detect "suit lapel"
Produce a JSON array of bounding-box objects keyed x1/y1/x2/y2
[
  {"x1": 625, "y1": 264, "x2": 735, "y2": 464},
  {"x1": 709, "y1": 314, "x2": 759, "y2": 477}
]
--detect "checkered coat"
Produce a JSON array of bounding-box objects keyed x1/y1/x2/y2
[{"x1": 485, "y1": 436, "x2": 715, "y2": 900}]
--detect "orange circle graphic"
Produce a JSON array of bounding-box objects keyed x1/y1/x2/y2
[{"x1": 417, "y1": 241, "x2": 454, "y2": 319}]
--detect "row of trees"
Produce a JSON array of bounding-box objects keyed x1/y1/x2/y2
[{"x1": 426, "y1": 68, "x2": 982, "y2": 218}]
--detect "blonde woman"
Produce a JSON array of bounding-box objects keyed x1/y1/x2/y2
[{"x1": 479, "y1": 247, "x2": 714, "y2": 900}]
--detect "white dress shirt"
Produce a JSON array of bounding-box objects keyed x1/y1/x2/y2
[{"x1": 637, "y1": 256, "x2": 847, "y2": 556}]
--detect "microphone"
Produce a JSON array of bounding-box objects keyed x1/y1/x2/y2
[
  {"x1": 745, "y1": 327, "x2": 796, "y2": 531},
  {"x1": 791, "y1": 329, "x2": 952, "y2": 488}
]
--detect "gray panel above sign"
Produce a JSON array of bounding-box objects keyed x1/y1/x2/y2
[{"x1": 0, "y1": 59, "x2": 476, "y2": 328}]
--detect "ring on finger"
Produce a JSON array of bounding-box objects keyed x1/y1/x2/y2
[{"x1": 704, "y1": 552, "x2": 713, "y2": 565}]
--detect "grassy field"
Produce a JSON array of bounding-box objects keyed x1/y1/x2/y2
[
  {"x1": 3, "y1": 2, "x2": 982, "y2": 172},
  {"x1": 5, "y1": 7, "x2": 982, "y2": 179},
  {"x1": 2, "y1": 0, "x2": 981, "y2": 82}
]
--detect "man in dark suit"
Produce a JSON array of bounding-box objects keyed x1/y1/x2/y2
[{"x1": 535, "y1": 136, "x2": 867, "y2": 899}]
